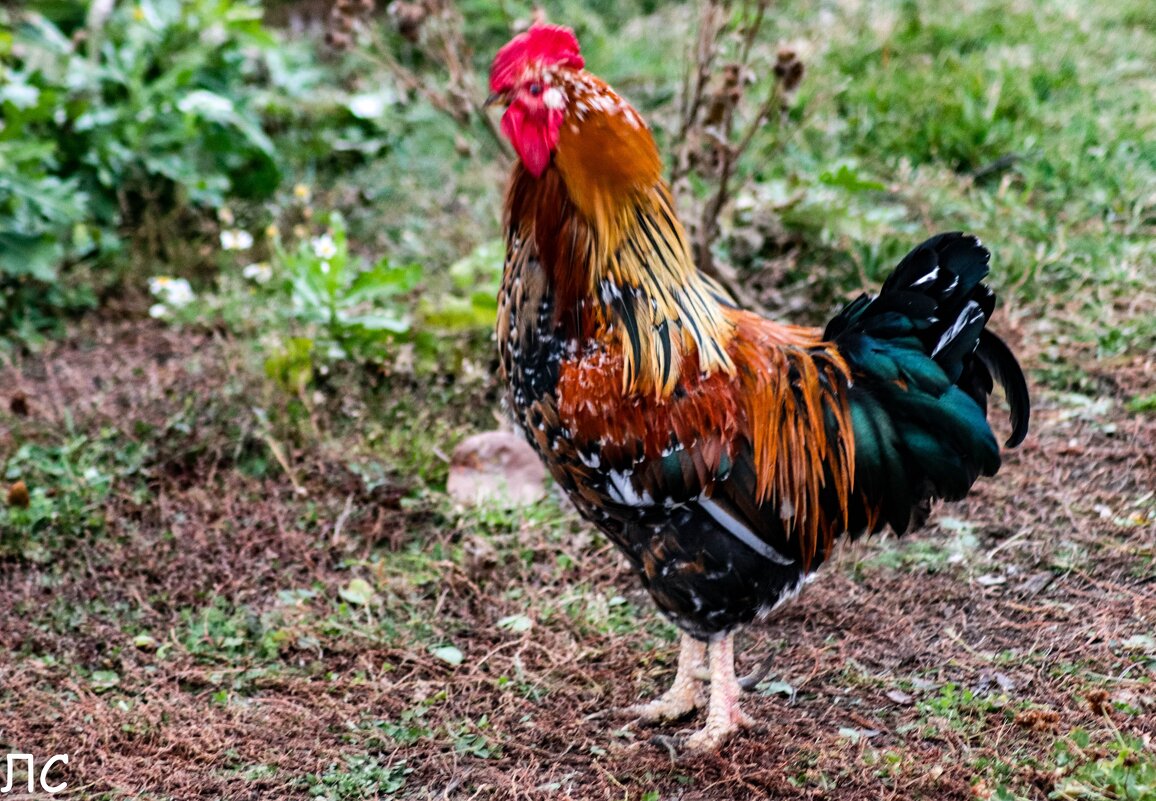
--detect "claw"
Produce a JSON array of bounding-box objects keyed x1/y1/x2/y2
[
  {"x1": 737, "y1": 650, "x2": 776, "y2": 691},
  {"x1": 649, "y1": 733, "x2": 681, "y2": 761}
]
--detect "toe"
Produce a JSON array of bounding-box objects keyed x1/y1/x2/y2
[
  {"x1": 732, "y1": 706, "x2": 755, "y2": 729},
  {"x1": 623, "y1": 697, "x2": 699, "y2": 724},
  {"x1": 681, "y1": 721, "x2": 734, "y2": 753}
]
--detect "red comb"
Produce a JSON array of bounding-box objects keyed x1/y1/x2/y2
[{"x1": 490, "y1": 24, "x2": 584, "y2": 92}]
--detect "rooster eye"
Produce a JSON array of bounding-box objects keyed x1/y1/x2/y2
[{"x1": 529, "y1": 83, "x2": 542, "y2": 97}]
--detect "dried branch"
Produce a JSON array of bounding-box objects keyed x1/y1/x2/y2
[
  {"x1": 672, "y1": 0, "x2": 728, "y2": 172},
  {"x1": 669, "y1": 0, "x2": 806, "y2": 310},
  {"x1": 329, "y1": 0, "x2": 513, "y2": 164}
]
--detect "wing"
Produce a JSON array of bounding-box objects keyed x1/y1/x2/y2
[{"x1": 551, "y1": 311, "x2": 858, "y2": 572}]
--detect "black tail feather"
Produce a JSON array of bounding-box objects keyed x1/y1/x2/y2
[
  {"x1": 829, "y1": 231, "x2": 1031, "y2": 536},
  {"x1": 976, "y1": 329, "x2": 1031, "y2": 447}
]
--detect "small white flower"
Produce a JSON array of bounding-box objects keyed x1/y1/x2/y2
[
  {"x1": 311, "y1": 234, "x2": 337, "y2": 260},
  {"x1": 201, "y1": 23, "x2": 227, "y2": 48},
  {"x1": 177, "y1": 89, "x2": 233, "y2": 116},
  {"x1": 221, "y1": 229, "x2": 254, "y2": 251},
  {"x1": 242, "y1": 262, "x2": 273, "y2": 284},
  {"x1": 320, "y1": 261, "x2": 331, "y2": 274},
  {"x1": 148, "y1": 276, "x2": 194, "y2": 307},
  {"x1": 348, "y1": 93, "x2": 386, "y2": 119},
  {"x1": 149, "y1": 303, "x2": 169, "y2": 318},
  {"x1": 164, "y1": 278, "x2": 195, "y2": 307}
]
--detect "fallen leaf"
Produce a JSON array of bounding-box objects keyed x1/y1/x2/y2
[
  {"x1": 497, "y1": 613, "x2": 533, "y2": 633},
  {"x1": 431, "y1": 645, "x2": 464, "y2": 666},
  {"x1": 7, "y1": 480, "x2": 29, "y2": 509},
  {"x1": 1013, "y1": 572, "x2": 1055, "y2": 596},
  {"x1": 759, "y1": 680, "x2": 796, "y2": 698},
  {"x1": 90, "y1": 670, "x2": 120, "y2": 691},
  {"x1": 838, "y1": 727, "x2": 880, "y2": 744},
  {"x1": 1120, "y1": 634, "x2": 1155, "y2": 653},
  {"x1": 133, "y1": 634, "x2": 158, "y2": 650},
  {"x1": 886, "y1": 689, "x2": 914, "y2": 705}
]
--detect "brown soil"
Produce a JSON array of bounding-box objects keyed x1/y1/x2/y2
[{"x1": 0, "y1": 320, "x2": 1153, "y2": 800}]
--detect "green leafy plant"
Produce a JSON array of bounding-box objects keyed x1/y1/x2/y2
[
  {"x1": 0, "y1": 0, "x2": 282, "y2": 340},
  {"x1": 304, "y1": 755, "x2": 410, "y2": 799},
  {"x1": 1051, "y1": 729, "x2": 1156, "y2": 800},
  {"x1": 1, "y1": 428, "x2": 148, "y2": 560},
  {"x1": 180, "y1": 598, "x2": 288, "y2": 664},
  {"x1": 263, "y1": 212, "x2": 421, "y2": 383},
  {"x1": 0, "y1": 115, "x2": 97, "y2": 342}
]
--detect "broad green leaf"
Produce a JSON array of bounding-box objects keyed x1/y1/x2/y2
[
  {"x1": 339, "y1": 577, "x2": 377, "y2": 606},
  {"x1": 496, "y1": 614, "x2": 533, "y2": 633},
  {"x1": 90, "y1": 670, "x2": 121, "y2": 691}
]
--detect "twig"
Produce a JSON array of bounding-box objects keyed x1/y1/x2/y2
[
  {"x1": 255, "y1": 414, "x2": 304, "y2": 496},
  {"x1": 331, "y1": 493, "x2": 355, "y2": 544},
  {"x1": 348, "y1": 1, "x2": 512, "y2": 164},
  {"x1": 669, "y1": 0, "x2": 799, "y2": 310}
]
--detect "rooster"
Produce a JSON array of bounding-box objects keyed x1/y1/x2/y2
[{"x1": 488, "y1": 25, "x2": 1029, "y2": 752}]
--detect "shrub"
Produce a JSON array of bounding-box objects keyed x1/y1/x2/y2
[{"x1": 0, "y1": 0, "x2": 283, "y2": 340}]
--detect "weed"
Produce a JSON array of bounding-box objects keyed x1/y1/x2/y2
[
  {"x1": 1, "y1": 428, "x2": 148, "y2": 560},
  {"x1": 303, "y1": 754, "x2": 410, "y2": 799},
  {"x1": 0, "y1": 0, "x2": 286, "y2": 339},
  {"x1": 917, "y1": 682, "x2": 1023, "y2": 742},
  {"x1": 179, "y1": 598, "x2": 288, "y2": 665},
  {"x1": 855, "y1": 518, "x2": 980, "y2": 575},
  {"x1": 1052, "y1": 729, "x2": 1156, "y2": 801}
]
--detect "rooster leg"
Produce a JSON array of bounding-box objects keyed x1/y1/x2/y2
[
  {"x1": 625, "y1": 633, "x2": 707, "y2": 723},
  {"x1": 682, "y1": 632, "x2": 754, "y2": 752}
]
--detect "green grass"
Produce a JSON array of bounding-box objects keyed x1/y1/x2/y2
[
  {"x1": 736, "y1": 0, "x2": 1154, "y2": 345},
  {"x1": 1, "y1": 427, "x2": 150, "y2": 560}
]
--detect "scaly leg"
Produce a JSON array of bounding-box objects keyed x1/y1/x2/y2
[
  {"x1": 682, "y1": 632, "x2": 754, "y2": 752},
  {"x1": 625, "y1": 633, "x2": 707, "y2": 723}
]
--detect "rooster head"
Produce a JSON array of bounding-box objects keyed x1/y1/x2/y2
[{"x1": 488, "y1": 24, "x2": 585, "y2": 177}]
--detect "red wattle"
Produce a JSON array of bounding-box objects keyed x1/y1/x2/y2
[{"x1": 502, "y1": 104, "x2": 562, "y2": 178}]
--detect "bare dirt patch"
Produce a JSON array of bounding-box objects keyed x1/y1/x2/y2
[{"x1": 1, "y1": 321, "x2": 1152, "y2": 799}]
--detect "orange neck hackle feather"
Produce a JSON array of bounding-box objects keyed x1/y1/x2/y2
[
  {"x1": 508, "y1": 72, "x2": 736, "y2": 398},
  {"x1": 728, "y1": 313, "x2": 856, "y2": 566}
]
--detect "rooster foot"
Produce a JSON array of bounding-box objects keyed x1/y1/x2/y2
[
  {"x1": 624, "y1": 689, "x2": 705, "y2": 723},
  {"x1": 623, "y1": 633, "x2": 707, "y2": 723},
  {"x1": 678, "y1": 631, "x2": 752, "y2": 753},
  {"x1": 680, "y1": 703, "x2": 754, "y2": 753}
]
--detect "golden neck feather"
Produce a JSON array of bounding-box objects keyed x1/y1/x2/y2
[{"x1": 546, "y1": 75, "x2": 736, "y2": 398}]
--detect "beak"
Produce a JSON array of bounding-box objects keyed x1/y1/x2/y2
[{"x1": 484, "y1": 91, "x2": 504, "y2": 109}]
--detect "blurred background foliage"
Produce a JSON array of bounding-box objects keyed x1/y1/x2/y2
[{"x1": 1, "y1": 0, "x2": 1153, "y2": 372}]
